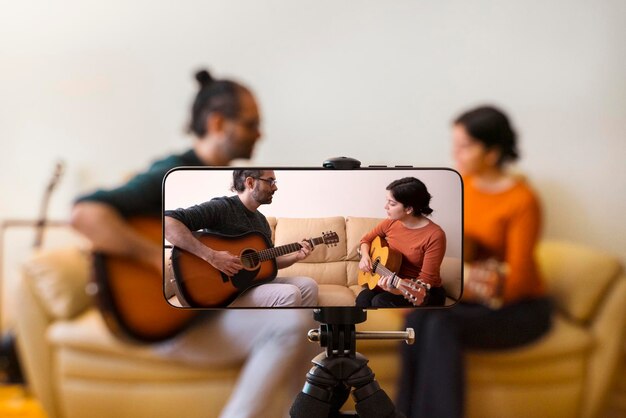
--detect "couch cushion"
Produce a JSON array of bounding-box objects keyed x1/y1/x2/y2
[
  {"x1": 48, "y1": 309, "x2": 239, "y2": 381},
  {"x1": 318, "y1": 284, "x2": 357, "y2": 306},
  {"x1": 347, "y1": 261, "x2": 362, "y2": 287},
  {"x1": 22, "y1": 247, "x2": 92, "y2": 320},
  {"x1": 279, "y1": 261, "x2": 348, "y2": 287},
  {"x1": 345, "y1": 217, "x2": 384, "y2": 260},
  {"x1": 537, "y1": 241, "x2": 623, "y2": 323},
  {"x1": 274, "y1": 217, "x2": 346, "y2": 263},
  {"x1": 441, "y1": 256, "x2": 463, "y2": 301},
  {"x1": 467, "y1": 316, "x2": 591, "y2": 387}
]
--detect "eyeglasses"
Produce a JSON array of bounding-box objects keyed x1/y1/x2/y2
[
  {"x1": 254, "y1": 177, "x2": 278, "y2": 187},
  {"x1": 232, "y1": 117, "x2": 260, "y2": 131}
]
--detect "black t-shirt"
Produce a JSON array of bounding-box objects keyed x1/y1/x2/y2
[
  {"x1": 75, "y1": 149, "x2": 203, "y2": 217},
  {"x1": 164, "y1": 195, "x2": 272, "y2": 244}
]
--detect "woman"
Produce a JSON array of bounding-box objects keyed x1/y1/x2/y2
[
  {"x1": 396, "y1": 106, "x2": 553, "y2": 418},
  {"x1": 356, "y1": 177, "x2": 447, "y2": 308}
]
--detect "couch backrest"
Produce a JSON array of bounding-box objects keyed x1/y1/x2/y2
[{"x1": 272, "y1": 216, "x2": 349, "y2": 285}]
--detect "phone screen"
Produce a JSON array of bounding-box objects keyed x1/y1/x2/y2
[{"x1": 163, "y1": 167, "x2": 462, "y2": 309}]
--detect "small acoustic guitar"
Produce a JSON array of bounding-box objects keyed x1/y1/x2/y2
[
  {"x1": 357, "y1": 236, "x2": 431, "y2": 306},
  {"x1": 91, "y1": 217, "x2": 199, "y2": 343},
  {"x1": 171, "y1": 230, "x2": 339, "y2": 308},
  {"x1": 463, "y1": 237, "x2": 506, "y2": 309}
]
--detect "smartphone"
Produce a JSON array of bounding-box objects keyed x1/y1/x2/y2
[{"x1": 162, "y1": 167, "x2": 463, "y2": 310}]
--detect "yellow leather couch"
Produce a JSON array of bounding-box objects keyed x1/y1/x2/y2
[{"x1": 14, "y1": 217, "x2": 626, "y2": 418}]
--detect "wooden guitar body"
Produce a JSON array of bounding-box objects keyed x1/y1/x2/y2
[
  {"x1": 171, "y1": 231, "x2": 278, "y2": 308},
  {"x1": 357, "y1": 236, "x2": 403, "y2": 290},
  {"x1": 92, "y1": 217, "x2": 198, "y2": 343},
  {"x1": 357, "y1": 235, "x2": 431, "y2": 306}
]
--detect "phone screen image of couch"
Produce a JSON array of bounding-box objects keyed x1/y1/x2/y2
[{"x1": 163, "y1": 168, "x2": 463, "y2": 309}]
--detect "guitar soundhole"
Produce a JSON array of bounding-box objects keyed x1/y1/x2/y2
[
  {"x1": 240, "y1": 248, "x2": 260, "y2": 269},
  {"x1": 372, "y1": 258, "x2": 380, "y2": 274}
]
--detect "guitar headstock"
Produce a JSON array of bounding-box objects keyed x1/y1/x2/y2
[
  {"x1": 322, "y1": 231, "x2": 339, "y2": 247},
  {"x1": 395, "y1": 279, "x2": 431, "y2": 307},
  {"x1": 47, "y1": 160, "x2": 65, "y2": 192}
]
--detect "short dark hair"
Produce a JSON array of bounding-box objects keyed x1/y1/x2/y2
[
  {"x1": 231, "y1": 169, "x2": 264, "y2": 192},
  {"x1": 188, "y1": 69, "x2": 249, "y2": 138},
  {"x1": 454, "y1": 105, "x2": 519, "y2": 167},
  {"x1": 386, "y1": 177, "x2": 433, "y2": 216}
]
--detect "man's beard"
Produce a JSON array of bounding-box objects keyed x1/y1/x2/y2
[
  {"x1": 224, "y1": 132, "x2": 255, "y2": 161},
  {"x1": 252, "y1": 186, "x2": 272, "y2": 205}
]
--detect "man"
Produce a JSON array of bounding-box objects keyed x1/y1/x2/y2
[
  {"x1": 165, "y1": 169, "x2": 319, "y2": 307},
  {"x1": 71, "y1": 68, "x2": 318, "y2": 418}
]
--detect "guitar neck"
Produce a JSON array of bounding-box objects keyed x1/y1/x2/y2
[
  {"x1": 373, "y1": 260, "x2": 394, "y2": 277},
  {"x1": 256, "y1": 236, "x2": 323, "y2": 261},
  {"x1": 374, "y1": 263, "x2": 429, "y2": 290},
  {"x1": 373, "y1": 262, "x2": 402, "y2": 287}
]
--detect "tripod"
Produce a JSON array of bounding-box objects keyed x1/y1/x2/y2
[{"x1": 290, "y1": 308, "x2": 413, "y2": 418}]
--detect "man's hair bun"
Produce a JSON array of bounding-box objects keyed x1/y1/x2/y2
[{"x1": 195, "y1": 69, "x2": 214, "y2": 88}]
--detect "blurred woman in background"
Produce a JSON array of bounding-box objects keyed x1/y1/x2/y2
[{"x1": 396, "y1": 105, "x2": 553, "y2": 418}]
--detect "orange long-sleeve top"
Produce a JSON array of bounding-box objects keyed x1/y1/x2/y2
[
  {"x1": 360, "y1": 219, "x2": 447, "y2": 287},
  {"x1": 464, "y1": 175, "x2": 546, "y2": 304}
]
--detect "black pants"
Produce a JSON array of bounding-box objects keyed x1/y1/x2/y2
[
  {"x1": 396, "y1": 297, "x2": 553, "y2": 418},
  {"x1": 355, "y1": 286, "x2": 447, "y2": 308}
]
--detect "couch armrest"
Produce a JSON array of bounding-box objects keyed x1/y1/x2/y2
[
  {"x1": 537, "y1": 241, "x2": 622, "y2": 324},
  {"x1": 14, "y1": 246, "x2": 93, "y2": 418},
  {"x1": 15, "y1": 280, "x2": 61, "y2": 418},
  {"x1": 581, "y1": 273, "x2": 626, "y2": 418},
  {"x1": 21, "y1": 247, "x2": 92, "y2": 321}
]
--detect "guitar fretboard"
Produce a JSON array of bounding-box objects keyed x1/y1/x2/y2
[
  {"x1": 249, "y1": 236, "x2": 325, "y2": 262},
  {"x1": 373, "y1": 260, "x2": 431, "y2": 290},
  {"x1": 372, "y1": 260, "x2": 402, "y2": 288}
]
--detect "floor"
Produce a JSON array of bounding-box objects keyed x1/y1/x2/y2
[{"x1": 0, "y1": 385, "x2": 47, "y2": 418}]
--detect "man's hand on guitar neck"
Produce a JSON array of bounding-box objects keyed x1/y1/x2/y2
[{"x1": 276, "y1": 239, "x2": 313, "y2": 269}]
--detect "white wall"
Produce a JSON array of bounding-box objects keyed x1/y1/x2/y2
[{"x1": 1, "y1": 0, "x2": 625, "y2": 265}]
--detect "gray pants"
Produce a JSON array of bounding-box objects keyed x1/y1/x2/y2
[
  {"x1": 153, "y1": 309, "x2": 320, "y2": 418},
  {"x1": 229, "y1": 276, "x2": 319, "y2": 307}
]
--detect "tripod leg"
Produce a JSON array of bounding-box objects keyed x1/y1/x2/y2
[
  {"x1": 347, "y1": 364, "x2": 407, "y2": 418},
  {"x1": 290, "y1": 392, "x2": 332, "y2": 418},
  {"x1": 354, "y1": 385, "x2": 405, "y2": 418},
  {"x1": 290, "y1": 354, "x2": 354, "y2": 418}
]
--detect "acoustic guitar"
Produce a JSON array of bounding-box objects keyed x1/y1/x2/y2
[
  {"x1": 357, "y1": 236, "x2": 431, "y2": 306},
  {"x1": 91, "y1": 217, "x2": 199, "y2": 343},
  {"x1": 171, "y1": 230, "x2": 340, "y2": 308},
  {"x1": 463, "y1": 236, "x2": 506, "y2": 309}
]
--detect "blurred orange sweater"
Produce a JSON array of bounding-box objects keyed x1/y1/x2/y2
[{"x1": 464, "y1": 175, "x2": 546, "y2": 304}]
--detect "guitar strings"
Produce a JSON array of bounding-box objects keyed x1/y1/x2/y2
[{"x1": 237, "y1": 236, "x2": 327, "y2": 263}]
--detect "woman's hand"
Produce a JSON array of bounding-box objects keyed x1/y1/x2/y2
[
  {"x1": 359, "y1": 253, "x2": 373, "y2": 272},
  {"x1": 462, "y1": 259, "x2": 505, "y2": 308},
  {"x1": 377, "y1": 274, "x2": 393, "y2": 291},
  {"x1": 377, "y1": 275, "x2": 402, "y2": 295}
]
